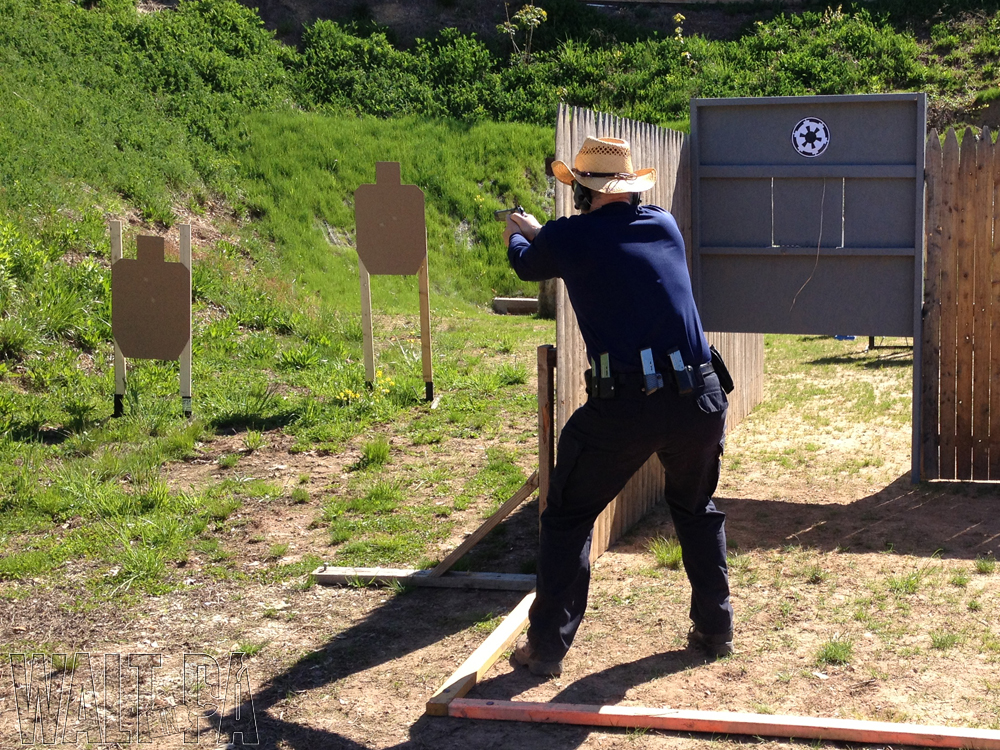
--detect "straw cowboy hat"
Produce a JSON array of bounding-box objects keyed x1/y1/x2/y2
[{"x1": 551, "y1": 136, "x2": 657, "y2": 194}]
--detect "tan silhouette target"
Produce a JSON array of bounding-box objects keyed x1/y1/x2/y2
[
  {"x1": 353, "y1": 162, "x2": 434, "y2": 400},
  {"x1": 110, "y1": 222, "x2": 193, "y2": 418},
  {"x1": 354, "y1": 161, "x2": 428, "y2": 275},
  {"x1": 112, "y1": 235, "x2": 191, "y2": 360}
]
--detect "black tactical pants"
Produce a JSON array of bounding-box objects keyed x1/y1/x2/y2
[{"x1": 527, "y1": 373, "x2": 732, "y2": 661}]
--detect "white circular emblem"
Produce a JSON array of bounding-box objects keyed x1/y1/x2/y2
[{"x1": 791, "y1": 117, "x2": 830, "y2": 158}]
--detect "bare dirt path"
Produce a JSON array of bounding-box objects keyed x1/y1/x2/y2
[{"x1": 3, "y1": 352, "x2": 999, "y2": 749}]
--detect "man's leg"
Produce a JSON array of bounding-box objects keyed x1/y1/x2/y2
[
  {"x1": 656, "y1": 399, "x2": 732, "y2": 638},
  {"x1": 527, "y1": 401, "x2": 655, "y2": 661}
]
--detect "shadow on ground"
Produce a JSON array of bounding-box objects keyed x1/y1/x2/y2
[
  {"x1": 717, "y1": 475, "x2": 1000, "y2": 559},
  {"x1": 221, "y1": 475, "x2": 1000, "y2": 748}
]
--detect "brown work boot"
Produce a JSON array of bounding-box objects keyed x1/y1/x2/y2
[
  {"x1": 512, "y1": 635, "x2": 563, "y2": 676},
  {"x1": 687, "y1": 627, "x2": 734, "y2": 658}
]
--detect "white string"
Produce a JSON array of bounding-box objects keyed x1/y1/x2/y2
[{"x1": 789, "y1": 177, "x2": 827, "y2": 313}]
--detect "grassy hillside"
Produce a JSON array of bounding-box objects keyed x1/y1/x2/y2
[
  {"x1": 238, "y1": 112, "x2": 550, "y2": 308},
  {"x1": 1, "y1": 0, "x2": 997, "y2": 599}
]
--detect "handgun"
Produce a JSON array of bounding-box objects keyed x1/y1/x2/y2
[{"x1": 494, "y1": 205, "x2": 525, "y2": 222}]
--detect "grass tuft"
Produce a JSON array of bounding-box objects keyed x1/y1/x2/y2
[
  {"x1": 648, "y1": 536, "x2": 683, "y2": 570},
  {"x1": 974, "y1": 554, "x2": 996, "y2": 575},
  {"x1": 816, "y1": 636, "x2": 853, "y2": 666}
]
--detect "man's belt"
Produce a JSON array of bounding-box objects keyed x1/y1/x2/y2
[{"x1": 585, "y1": 363, "x2": 715, "y2": 399}]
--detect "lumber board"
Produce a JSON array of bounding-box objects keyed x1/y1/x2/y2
[
  {"x1": 418, "y1": 256, "x2": 433, "y2": 391},
  {"x1": 179, "y1": 224, "x2": 193, "y2": 417},
  {"x1": 938, "y1": 129, "x2": 961, "y2": 479},
  {"x1": 972, "y1": 131, "x2": 992, "y2": 479},
  {"x1": 311, "y1": 567, "x2": 535, "y2": 591},
  {"x1": 359, "y1": 258, "x2": 375, "y2": 383},
  {"x1": 428, "y1": 471, "x2": 539, "y2": 577},
  {"x1": 955, "y1": 128, "x2": 977, "y2": 479},
  {"x1": 991, "y1": 130, "x2": 1000, "y2": 479},
  {"x1": 110, "y1": 221, "x2": 127, "y2": 406},
  {"x1": 448, "y1": 699, "x2": 1000, "y2": 750},
  {"x1": 425, "y1": 592, "x2": 534, "y2": 716},
  {"x1": 921, "y1": 131, "x2": 942, "y2": 480},
  {"x1": 492, "y1": 297, "x2": 539, "y2": 315}
]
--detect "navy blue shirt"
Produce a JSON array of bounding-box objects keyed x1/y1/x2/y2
[{"x1": 507, "y1": 202, "x2": 709, "y2": 376}]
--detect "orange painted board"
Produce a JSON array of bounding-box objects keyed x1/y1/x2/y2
[
  {"x1": 938, "y1": 129, "x2": 961, "y2": 479},
  {"x1": 449, "y1": 699, "x2": 1000, "y2": 750},
  {"x1": 954, "y1": 129, "x2": 977, "y2": 479}
]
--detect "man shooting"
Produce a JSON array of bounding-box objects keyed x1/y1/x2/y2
[{"x1": 503, "y1": 136, "x2": 734, "y2": 676}]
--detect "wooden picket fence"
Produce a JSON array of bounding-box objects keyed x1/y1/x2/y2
[
  {"x1": 922, "y1": 127, "x2": 1000, "y2": 481},
  {"x1": 553, "y1": 105, "x2": 766, "y2": 559}
]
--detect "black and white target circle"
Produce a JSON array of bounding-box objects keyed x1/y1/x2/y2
[{"x1": 791, "y1": 117, "x2": 830, "y2": 158}]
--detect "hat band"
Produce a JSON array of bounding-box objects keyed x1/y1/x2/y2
[{"x1": 573, "y1": 168, "x2": 638, "y2": 181}]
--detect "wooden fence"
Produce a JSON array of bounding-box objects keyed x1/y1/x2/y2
[
  {"x1": 553, "y1": 104, "x2": 766, "y2": 559},
  {"x1": 922, "y1": 127, "x2": 1000, "y2": 481}
]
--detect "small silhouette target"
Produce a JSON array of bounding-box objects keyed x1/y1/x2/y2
[
  {"x1": 791, "y1": 117, "x2": 831, "y2": 158},
  {"x1": 112, "y1": 235, "x2": 191, "y2": 360}
]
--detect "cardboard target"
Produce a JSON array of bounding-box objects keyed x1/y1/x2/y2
[
  {"x1": 111, "y1": 235, "x2": 191, "y2": 360},
  {"x1": 354, "y1": 162, "x2": 428, "y2": 275}
]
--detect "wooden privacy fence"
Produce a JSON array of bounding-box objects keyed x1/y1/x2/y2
[
  {"x1": 922, "y1": 127, "x2": 1000, "y2": 480},
  {"x1": 553, "y1": 104, "x2": 766, "y2": 559}
]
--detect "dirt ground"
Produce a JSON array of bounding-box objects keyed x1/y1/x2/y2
[{"x1": 3, "y1": 360, "x2": 1000, "y2": 749}]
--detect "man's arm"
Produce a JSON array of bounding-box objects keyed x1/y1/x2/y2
[{"x1": 505, "y1": 212, "x2": 559, "y2": 282}]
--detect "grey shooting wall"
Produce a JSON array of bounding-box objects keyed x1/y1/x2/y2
[
  {"x1": 690, "y1": 93, "x2": 927, "y2": 480},
  {"x1": 691, "y1": 94, "x2": 925, "y2": 336}
]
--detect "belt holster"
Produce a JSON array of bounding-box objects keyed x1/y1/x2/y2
[{"x1": 587, "y1": 354, "x2": 616, "y2": 399}]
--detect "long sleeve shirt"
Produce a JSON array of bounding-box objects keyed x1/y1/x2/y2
[{"x1": 507, "y1": 202, "x2": 709, "y2": 376}]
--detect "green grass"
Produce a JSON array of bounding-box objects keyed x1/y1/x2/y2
[
  {"x1": 975, "y1": 554, "x2": 996, "y2": 574},
  {"x1": 930, "y1": 631, "x2": 961, "y2": 650},
  {"x1": 648, "y1": 536, "x2": 683, "y2": 570},
  {"x1": 816, "y1": 637, "x2": 854, "y2": 666},
  {"x1": 238, "y1": 110, "x2": 550, "y2": 309},
  {"x1": 887, "y1": 571, "x2": 922, "y2": 595},
  {"x1": 354, "y1": 437, "x2": 391, "y2": 471},
  {"x1": 1, "y1": 0, "x2": 996, "y2": 602},
  {"x1": 236, "y1": 640, "x2": 268, "y2": 657},
  {"x1": 453, "y1": 447, "x2": 527, "y2": 513}
]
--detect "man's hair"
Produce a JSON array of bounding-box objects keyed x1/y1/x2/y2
[
  {"x1": 572, "y1": 181, "x2": 593, "y2": 212},
  {"x1": 573, "y1": 181, "x2": 641, "y2": 213}
]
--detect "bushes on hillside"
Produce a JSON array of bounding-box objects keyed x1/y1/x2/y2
[
  {"x1": 297, "y1": 8, "x2": 939, "y2": 127},
  {"x1": 300, "y1": 21, "x2": 430, "y2": 117}
]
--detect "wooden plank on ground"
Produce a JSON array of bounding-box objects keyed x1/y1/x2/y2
[
  {"x1": 447, "y1": 699, "x2": 1000, "y2": 750},
  {"x1": 921, "y1": 131, "x2": 943, "y2": 480},
  {"x1": 972, "y1": 130, "x2": 993, "y2": 479},
  {"x1": 429, "y1": 471, "x2": 539, "y2": 577},
  {"x1": 425, "y1": 592, "x2": 535, "y2": 716},
  {"x1": 955, "y1": 128, "x2": 977, "y2": 479},
  {"x1": 311, "y1": 567, "x2": 535, "y2": 591},
  {"x1": 938, "y1": 129, "x2": 961, "y2": 479}
]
